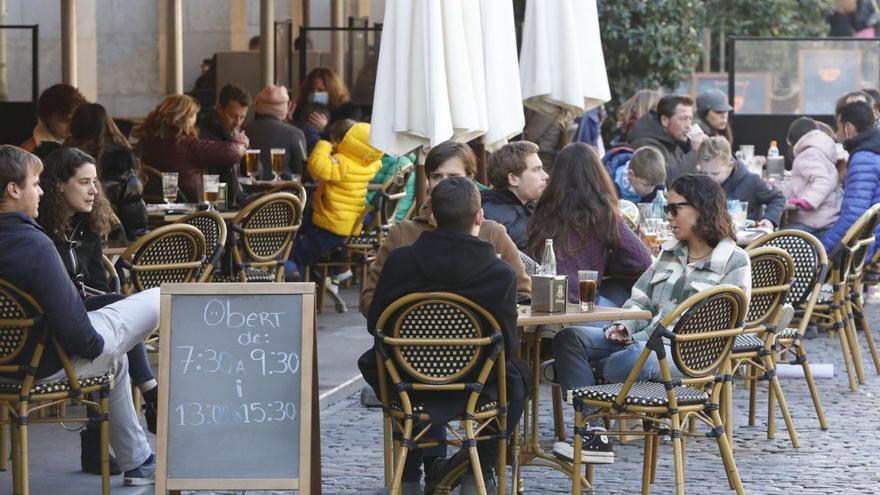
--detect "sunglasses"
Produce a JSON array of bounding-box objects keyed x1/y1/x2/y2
[{"x1": 664, "y1": 201, "x2": 693, "y2": 217}]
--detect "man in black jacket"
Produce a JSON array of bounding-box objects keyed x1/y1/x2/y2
[
  {"x1": 0, "y1": 145, "x2": 160, "y2": 486},
  {"x1": 198, "y1": 83, "x2": 252, "y2": 206},
  {"x1": 358, "y1": 177, "x2": 530, "y2": 493},
  {"x1": 481, "y1": 140, "x2": 547, "y2": 250}
]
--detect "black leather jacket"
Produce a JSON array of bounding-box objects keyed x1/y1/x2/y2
[{"x1": 99, "y1": 146, "x2": 149, "y2": 240}]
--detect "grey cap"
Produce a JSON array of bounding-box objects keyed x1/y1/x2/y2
[{"x1": 697, "y1": 89, "x2": 733, "y2": 113}]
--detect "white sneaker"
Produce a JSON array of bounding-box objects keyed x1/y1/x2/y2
[{"x1": 336, "y1": 269, "x2": 354, "y2": 283}]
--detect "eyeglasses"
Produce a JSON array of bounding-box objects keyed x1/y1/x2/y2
[{"x1": 664, "y1": 201, "x2": 693, "y2": 217}]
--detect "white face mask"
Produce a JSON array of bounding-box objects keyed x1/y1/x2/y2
[{"x1": 308, "y1": 91, "x2": 329, "y2": 106}]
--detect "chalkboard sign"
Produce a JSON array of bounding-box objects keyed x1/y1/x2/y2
[{"x1": 155, "y1": 283, "x2": 315, "y2": 493}]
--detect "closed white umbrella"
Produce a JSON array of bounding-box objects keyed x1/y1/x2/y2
[
  {"x1": 519, "y1": 0, "x2": 611, "y2": 115},
  {"x1": 369, "y1": 0, "x2": 524, "y2": 157}
]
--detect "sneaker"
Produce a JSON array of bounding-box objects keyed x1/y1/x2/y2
[
  {"x1": 381, "y1": 481, "x2": 423, "y2": 495},
  {"x1": 424, "y1": 448, "x2": 470, "y2": 494},
  {"x1": 123, "y1": 453, "x2": 156, "y2": 486},
  {"x1": 80, "y1": 428, "x2": 122, "y2": 475},
  {"x1": 552, "y1": 426, "x2": 614, "y2": 464},
  {"x1": 324, "y1": 278, "x2": 348, "y2": 313},
  {"x1": 540, "y1": 359, "x2": 558, "y2": 385},
  {"x1": 336, "y1": 269, "x2": 354, "y2": 283},
  {"x1": 143, "y1": 399, "x2": 157, "y2": 434},
  {"x1": 459, "y1": 470, "x2": 497, "y2": 495},
  {"x1": 778, "y1": 303, "x2": 795, "y2": 331},
  {"x1": 360, "y1": 385, "x2": 383, "y2": 408}
]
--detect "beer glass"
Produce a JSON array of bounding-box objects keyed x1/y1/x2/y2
[
  {"x1": 245, "y1": 149, "x2": 261, "y2": 181},
  {"x1": 202, "y1": 174, "x2": 220, "y2": 211},
  {"x1": 161, "y1": 172, "x2": 179, "y2": 204},
  {"x1": 270, "y1": 148, "x2": 286, "y2": 181}
]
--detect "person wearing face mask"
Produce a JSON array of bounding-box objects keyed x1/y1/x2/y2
[
  {"x1": 34, "y1": 146, "x2": 160, "y2": 481},
  {"x1": 291, "y1": 68, "x2": 362, "y2": 141},
  {"x1": 696, "y1": 89, "x2": 734, "y2": 144},
  {"x1": 822, "y1": 100, "x2": 880, "y2": 257},
  {"x1": 696, "y1": 136, "x2": 785, "y2": 229},
  {"x1": 628, "y1": 95, "x2": 707, "y2": 187},
  {"x1": 549, "y1": 174, "x2": 751, "y2": 464},
  {"x1": 20, "y1": 84, "x2": 87, "y2": 152}
]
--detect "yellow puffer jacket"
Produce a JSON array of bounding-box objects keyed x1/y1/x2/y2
[{"x1": 308, "y1": 122, "x2": 383, "y2": 236}]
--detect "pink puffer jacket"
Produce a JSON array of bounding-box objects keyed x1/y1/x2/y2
[{"x1": 782, "y1": 130, "x2": 843, "y2": 230}]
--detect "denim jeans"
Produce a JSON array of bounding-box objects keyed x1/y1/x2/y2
[
  {"x1": 785, "y1": 222, "x2": 829, "y2": 240},
  {"x1": 552, "y1": 326, "x2": 682, "y2": 395}
]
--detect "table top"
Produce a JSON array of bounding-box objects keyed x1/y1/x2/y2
[
  {"x1": 146, "y1": 204, "x2": 239, "y2": 224},
  {"x1": 517, "y1": 304, "x2": 651, "y2": 326}
]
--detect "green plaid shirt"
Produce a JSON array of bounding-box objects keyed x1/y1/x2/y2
[{"x1": 615, "y1": 237, "x2": 752, "y2": 341}]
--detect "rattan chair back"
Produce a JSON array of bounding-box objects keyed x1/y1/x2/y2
[
  {"x1": 839, "y1": 203, "x2": 880, "y2": 281},
  {"x1": 118, "y1": 223, "x2": 206, "y2": 293},
  {"x1": 747, "y1": 229, "x2": 828, "y2": 308},
  {"x1": 665, "y1": 285, "x2": 747, "y2": 378},
  {"x1": 101, "y1": 254, "x2": 121, "y2": 294},
  {"x1": 375, "y1": 292, "x2": 504, "y2": 386},
  {"x1": 263, "y1": 181, "x2": 308, "y2": 205},
  {"x1": 177, "y1": 210, "x2": 227, "y2": 282},
  {"x1": 745, "y1": 247, "x2": 794, "y2": 327},
  {"x1": 229, "y1": 192, "x2": 302, "y2": 277},
  {"x1": 0, "y1": 279, "x2": 38, "y2": 369}
]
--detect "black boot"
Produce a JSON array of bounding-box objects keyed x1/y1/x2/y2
[{"x1": 80, "y1": 425, "x2": 121, "y2": 475}]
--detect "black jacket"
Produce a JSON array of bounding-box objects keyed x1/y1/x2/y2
[
  {"x1": 627, "y1": 112, "x2": 699, "y2": 187},
  {"x1": 721, "y1": 161, "x2": 787, "y2": 226},
  {"x1": 244, "y1": 113, "x2": 308, "y2": 180},
  {"x1": 358, "y1": 229, "x2": 531, "y2": 423},
  {"x1": 46, "y1": 220, "x2": 111, "y2": 295},
  {"x1": 198, "y1": 111, "x2": 245, "y2": 206},
  {"x1": 0, "y1": 213, "x2": 104, "y2": 378},
  {"x1": 99, "y1": 146, "x2": 149, "y2": 240},
  {"x1": 480, "y1": 189, "x2": 532, "y2": 251}
]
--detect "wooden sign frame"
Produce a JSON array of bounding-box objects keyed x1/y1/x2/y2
[{"x1": 155, "y1": 283, "x2": 316, "y2": 494}]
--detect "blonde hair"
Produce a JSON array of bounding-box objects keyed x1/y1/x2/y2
[
  {"x1": 697, "y1": 136, "x2": 732, "y2": 167},
  {"x1": 617, "y1": 89, "x2": 663, "y2": 132},
  {"x1": 629, "y1": 146, "x2": 666, "y2": 185},
  {"x1": 133, "y1": 95, "x2": 200, "y2": 141}
]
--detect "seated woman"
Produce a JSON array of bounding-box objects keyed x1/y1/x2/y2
[
  {"x1": 527, "y1": 142, "x2": 652, "y2": 306},
  {"x1": 67, "y1": 102, "x2": 149, "y2": 240},
  {"x1": 781, "y1": 117, "x2": 843, "y2": 239},
  {"x1": 695, "y1": 89, "x2": 734, "y2": 143},
  {"x1": 551, "y1": 174, "x2": 751, "y2": 464},
  {"x1": 36, "y1": 146, "x2": 159, "y2": 475},
  {"x1": 134, "y1": 94, "x2": 244, "y2": 202}
]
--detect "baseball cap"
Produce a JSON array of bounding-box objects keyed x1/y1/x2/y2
[{"x1": 697, "y1": 89, "x2": 733, "y2": 113}]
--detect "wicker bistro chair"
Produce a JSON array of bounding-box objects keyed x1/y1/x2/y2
[
  {"x1": 727, "y1": 247, "x2": 798, "y2": 446},
  {"x1": 807, "y1": 204, "x2": 880, "y2": 390},
  {"x1": 218, "y1": 192, "x2": 303, "y2": 282},
  {"x1": 116, "y1": 223, "x2": 207, "y2": 294},
  {"x1": 746, "y1": 230, "x2": 830, "y2": 429},
  {"x1": 177, "y1": 210, "x2": 228, "y2": 282},
  {"x1": 101, "y1": 254, "x2": 121, "y2": 294},
  {"x1": 374, "y1": 293, "x2": 510, "y2": 495},
  {"x1": 567, "y1": 285, "x2": 747, "y2": 495},
  {"x1": 0, "y1": 279, "x2": 113, "y2": 495}
]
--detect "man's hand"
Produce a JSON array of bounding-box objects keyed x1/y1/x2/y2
[
  {"x1": 308, "y1": 111, "x2": 329, "y2": 132},
  {"x1": 604, "y1": 324, "x2": 632, "y2": 345},
  {"x1": 232, "y1": 130, "x2": 249, "y2": 149},
  {"x1": 757, "y1": 218, "x2": 775, "y2": 230},
  {"x1": 689, "y1": 132, "x2": 707, "y2": 151}
]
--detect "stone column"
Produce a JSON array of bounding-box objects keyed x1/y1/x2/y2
[
  {"x1": 167, "y1": 0, "x2": 183, "y2": 94},
  {"x1": 61, "y1": 0, "x2": 77, "y2": 87},
  {"x1": 260, "y1": 0, "x2": 274, "y2": 87},
  {"x1": 330, "y1": 0, "x2": 344, "y2": 79}
]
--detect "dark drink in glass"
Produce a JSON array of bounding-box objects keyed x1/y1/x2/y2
[{"x1": 578, "y1": 270, "x2": 598, "y2": 312}]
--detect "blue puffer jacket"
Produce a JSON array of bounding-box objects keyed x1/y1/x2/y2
[{"x1": 821, "y1": 127, "x2": 880, "y2": 258}]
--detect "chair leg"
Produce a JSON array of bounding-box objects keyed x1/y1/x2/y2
[
  {"x1": 382, "y1": 414, "x2": 393, "y2": 487},
  {"x1": 650, "y1": 435, "x2": 659, "y2": 484},
  {"x1": 390, "y1": 426, "x2": 410, "y2": 495},
  {"x1": 100, "y1": 393, "x2": 111, "y2": 495},
  {"x1": 746, "y1": 362, "x2": 758, "y2": 426},
  {"x1": 835, "y1": 307, "x2": 858, "y2": 391},
  {"x1": 17, "y1": 403, "x2": 28, "y2": 495},
  {"x1": 710, "y1": 409, "x2": 745, "y2": 495},
  {"x1": 845, "y1": 297, "x2": 866, "y2": 385},
  {"x1": 797, "y1": 345, "x2": 829, "y2": 430},
  {"x1": 723, "y1": 379, "x2": 734, "y2": 446},
  {"x1": 496, "y1": 412, "x2": 507, "y2": 495},
  {"x1": 764, "y1": 356, "x2": 799, "y2": 447},
  {"x1": 641, "y1": 422, "x2": 653, "y2": 495},
  {"x1": 853, "y1": 292, "x2": 880, "y2": 374},
  {"x1": 0, "y1": 403, "x2": 7, "y2": 472},
  {"x1": 11, "y1": 411, "x2": 20, "y2": 495},
  {"x1": 571, "y1": 409, "x2": 584, "y2": 495},
  {"x1": 465, "y1": 419, "x2": 486, "y2": 495},
  {"x1": 767, "y1": 365, "x2": 776, "y2": 440},
  {"x1": 670, "y1": 416, "x2": 685, "y2": 495},
  {"x1": 551, "y1": 385, "x2": 566, "y2": 441}
]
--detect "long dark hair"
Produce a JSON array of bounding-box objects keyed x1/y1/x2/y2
[
  {"x1": 669, "y1": 174, "x2": 736, "y2": 246},
  {"x1": 527, "y1": 142, "x2": 620, "y2": 259},
  {"x1": 38, "y1": 146, "x2": 114, "y2": 237},
  {"x1": 698, "y1": 108, "x2": 734, "y2": 144}
]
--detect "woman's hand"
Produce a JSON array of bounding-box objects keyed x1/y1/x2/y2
[
  {"x1": 307, "y1": 111, "x2": 329, "y2": 132},
  {"x1": 604, "y1": 324, "x2": 632, "y2": 345}
]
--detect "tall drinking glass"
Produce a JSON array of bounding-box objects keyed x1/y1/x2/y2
[
  {"x1": 245, "y1": 149, "x2": 261, "y2": 181},
  {"x1": 578, "y1": 270, "x2": 599, "y2": 312},
  {"x1": 271, "y1": 148, "x2": 286, "y2": 181},
  {"x1": 202, "y1": 174, "x2": 220, "y2": 211},
  {"x1": 161, "y1": 172, "x2": 179, "y2": 204}
]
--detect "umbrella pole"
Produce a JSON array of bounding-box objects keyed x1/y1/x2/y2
[{"x1": 415, "y1": 146, "x2": 428, "y2": 211}]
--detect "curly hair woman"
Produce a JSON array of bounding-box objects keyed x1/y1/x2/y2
[
  {"x1": 134, "y1": 94, "x2": 244, "y2": 202},
  {"x1": 549, "y1": 174, "x2": 751, "y2": 464},
  {"x1": 37, "y1": 146, "x2": 159, "y2": 475}
]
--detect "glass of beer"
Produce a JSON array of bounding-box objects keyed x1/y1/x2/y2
[
  {"x1": 270, "y1": 148, "x2": 286, "y2": 181},
  {"x1": 245, "y1": 149, "x2": 261, "y2": 181},
  {"x1": 161, "y1": 172, "x2": 178, "y2": 204},
  {"x1": 578, "y1": 270, "x2": 599, "y2": 312},
  {"x1": 202, "y1": 174, "x2": 220, "y2": 210}
]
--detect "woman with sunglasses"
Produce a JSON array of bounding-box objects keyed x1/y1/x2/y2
[
  {"x1": 37, "y1": 146, "x2": 159, "y2": 476},
  {"x1": 549, "y1": 174, "x2": 751, "y2": 464}
]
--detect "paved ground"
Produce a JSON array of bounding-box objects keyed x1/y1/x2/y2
[{"x1": 2, "y1": 288, "x2": 880, "y2": 494}]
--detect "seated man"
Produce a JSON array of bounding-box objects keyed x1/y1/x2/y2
[
  {"x1": 481, "y1": 140, "x2": 547, "y2": 251},
  {"x1": 359, "y1": 177, "x2": 530, "y2": 493},
  {"x1": 0, "y1": 145, "x2": 160, "y2": 486},
  {"x1": 360, "y1": 140, "x2": 530, "y2": 316},
  {"x1": 696, "y1": 136, "x2": 785, "y2": 229}
]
